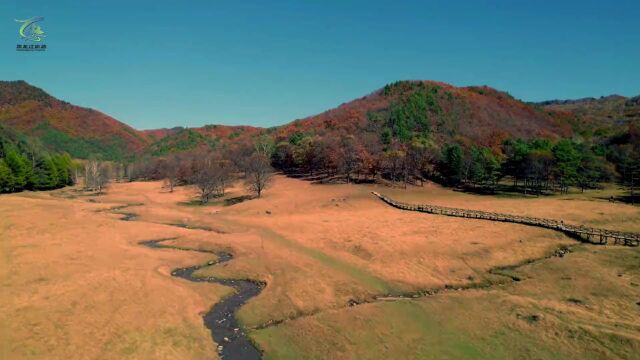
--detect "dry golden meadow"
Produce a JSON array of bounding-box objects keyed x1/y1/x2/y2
[{"x1": 1, "y1": 176, "x2": 639, "y2": 359}]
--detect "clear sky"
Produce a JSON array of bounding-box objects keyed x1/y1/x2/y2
[{"x1": 1, "y1": 1, "x2": 639, "y2": 129}]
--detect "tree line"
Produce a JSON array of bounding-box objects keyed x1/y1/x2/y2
[
  {"x1": 0, "y1": 125, "x2": 78, "y2": 193},
  {"x1": 270, "y1": 124, "x2": 638, "y2": 197},
  {"x1": 438, "y1": 138, "x2": 613, "y2": 195},
  {"x1": 2, "y1": 102, "x2": 636, "y2": 202},
  {"x1": 268, "y1": 81, "x2": 638, "y2": 198},
  {"x1": 126, "y1": 143, "x2": 274, "y2": 202}
]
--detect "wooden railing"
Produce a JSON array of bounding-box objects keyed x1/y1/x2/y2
[{"x1": 372, "y1": 192, "x2": 640, "y2": 247}]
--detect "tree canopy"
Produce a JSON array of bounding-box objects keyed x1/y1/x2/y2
[{"x1": 0, "y1": 124, "x2": 75, "y2": 193}]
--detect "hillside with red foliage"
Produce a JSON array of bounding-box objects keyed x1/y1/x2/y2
[
  {"x1": 0, "y1": 81, "x2": 150, "y2": 159},
  {"x1": 2, "y1": 79, "x2": 621, "y2": 162},
  {"x1": 540, "y1": 95, "x2": 636, "y2": 123},
  {"x1": 143, "y1": 125, "x2": 262, "y2": 140},
  {"x1": 193, "y1": 124, "x2": 263, "y2": 139},
  {"x1": 141, "y1": 124, "x2": 264, "y2": 156},
  {"x1": 0, "y1": 81, "x2": 264, "y2": 160},
  {"x1": 274, "y1": 81, "x2": 572, "y2": 149},
  {"x1": 141, "y1": 127, "x2": 179, "y2": 142},
  {"x1": 540, "y1": 95, "x2": 640, "y2": 137}
]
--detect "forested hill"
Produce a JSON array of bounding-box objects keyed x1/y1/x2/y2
[
  {"x1": 1, "y1": 79, "x2": 638, "y2": 198},
  {"x1": 1, "y1": 80, "x2": 637, "y2": 176},
  {"x1": 264, "y1": 81, "x2": 638, "y2": 194},
  {"x1": 539, "y1": 95, "x2": 640, "y2": 138},
  {"x1": 141, "y1": 125, "x2": 262, "y2": 156},
  {"x1": 0, "y1": 81, "x2": 150, "y2": 160},
  {"x1": 0, "y1": 81, "x2": 263, "y2": 160},
  {"x1": 0, "y1": 80, "x2": 582, "y2": 161},
  {"x1": 273, "y1": 81, "x2": 573, "y2": 149}
]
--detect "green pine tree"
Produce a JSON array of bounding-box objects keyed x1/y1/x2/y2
[
  {"x1": 0, "y1": 159, "x2": 15, "y2": 193},
  {"x1": 31, "y1": 156, "x2": 59, "y2": 190},
  {"x1": 440, "y1": 143, "x2": 463, "y2": 185},
  {"x1": 4, "y1": 148, "x2": 29, "y2": 191}
]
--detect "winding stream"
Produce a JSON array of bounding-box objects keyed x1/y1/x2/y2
[
  {"x1": 106, "y1": 201, "x2": 582, "y2": 358},
  {"x1": 139, "y1": 238, "x2": 264, "y2": 360}
]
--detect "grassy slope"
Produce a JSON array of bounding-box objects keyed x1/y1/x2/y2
[
  {"x1": 3, "y1": 175, "x2": 638, "y2": 359},
  {"x1": 0, "y1": 190, "x2": 234, "y2": 360},
  {"x1": 253, "y1": 245, "x2": 640, "y2": 360}
]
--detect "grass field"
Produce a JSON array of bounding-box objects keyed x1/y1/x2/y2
[
  {"x1": 253, "y1": 245, "x2": 640, "y2": 359},
  {"x1": 1, "y1": 176, "x2": 639, "y2": 359}
]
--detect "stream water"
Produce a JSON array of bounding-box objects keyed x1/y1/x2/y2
[{"x1": 139, "y1": 239, "x2": 263, "y2": 360}]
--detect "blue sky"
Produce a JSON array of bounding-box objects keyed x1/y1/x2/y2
[{"x1": 1, "y1": 1, "x2": 639, "y2": 129}]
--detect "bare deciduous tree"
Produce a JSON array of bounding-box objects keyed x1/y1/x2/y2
[
  {"x1": 254, "y1": 135, "x2": 275, "y2": 158},
  {"x1": 71, "y1": 160, "x2": 84, "y2": 186},
  {"x1": 245, "y1": 153, "x2": 273, "y2": 198},
  {"x1": 84, "y1": 157, "x2": 100, "y2": 191},
  {"x1": 191, "y1": 156, "x2": 217, "y2": 203},
  {"x1": 223, "y1": 143, "x2": 254, "y2": 176},
  {"x1": 84, "y1": 156, "x2": 110, "y2": 194},
  {"x1": 161, "y1": 155, "x2": 180, "y2": 192},
  {"x1": 338, "y1": 136, "x2": 362, "y2": 183},
  {"x1": 96, "y1": 163, "x2": 111, "y2": 194},
  {"x1": 191, "y1": 154, "x2": 235, "y2": 203}
]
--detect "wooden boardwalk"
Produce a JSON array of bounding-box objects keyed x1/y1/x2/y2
[{"x1": 372, "y1": 192, "x2": 640, "y2": 247}]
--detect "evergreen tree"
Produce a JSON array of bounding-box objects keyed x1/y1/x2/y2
[
  {"x1": 51, "y1": 153, "x2": 73, "y2": 186},
  {"x1": 440, "y1": 143, "x2": 463, "y2": 185},
  {"x1": 31, "y1": 156, "x2": 59, "y2": 190},
  {"x1": 381, "y1": 128, "x2": 392, "y2": 146},
  {"x1": 501, "y1": 139, "x2": 529, "y2": 185},
  {"x1": 468, "y1": 147, "x2": 486, "y2": 185},
  {"x1": 4, "y1": 148, "x2": 30, "y2": 191},
  {"x1": 576, "y1": 145, "x2": 605, "y2": 192},
  {"x1": 552, "y1": 139, "x2": 580, "y2": 193},
  {"x1": 0, "y1": 159, "x2": 14, "y2": 193}
]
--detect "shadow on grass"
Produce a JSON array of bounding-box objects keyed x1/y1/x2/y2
[
  {"x1": 177, "y1": 199, "x2": 218, "y2": 207},
  {"x1": 613, "y1": 195, "x2": 640, "y2": 205},
  {"x1": 589, "y1": 194, "x2": 640, "y2": 206},
  {"x1": 224, "y1": 195, "x2": 254, "y2": 206},
  {"x1": 178, "y1": 194, "x2": 256, "y2": 207},
  {"x1": 453, "y1": 183, "x2": 563, "y2": 198}
]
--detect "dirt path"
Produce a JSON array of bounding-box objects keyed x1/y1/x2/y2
[{"x1": 139, "y1": 238, "x2": 264, "y2": 360}]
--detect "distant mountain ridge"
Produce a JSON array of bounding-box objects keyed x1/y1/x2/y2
[
  {"x1": 141, "y1": 125, "x2": 263, "y2": 156},
  {"x1": 539, "y1": 94, "x2": 640, "y2": 137},
  {"x1": 0, "y1": 80, "x2": 637, "y2": 160},
  {"x1": 536, "y1": 95, "x2": 627, "y2": 107},
  {"x1": 0, "y1": 81, "x2": 263, "y2": 160}
]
